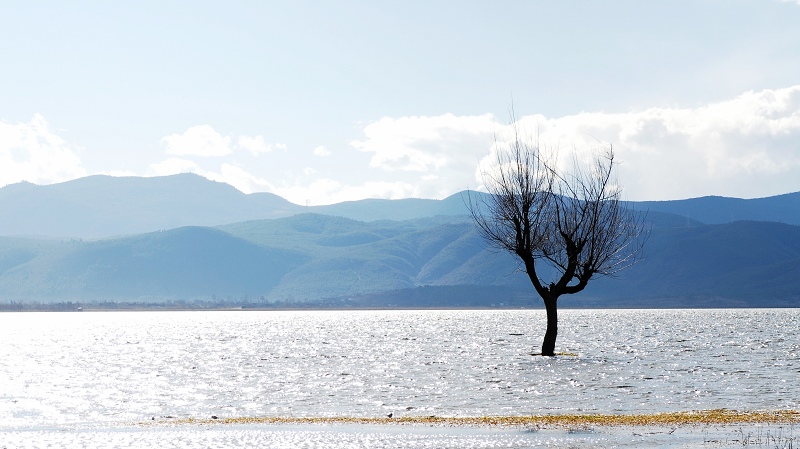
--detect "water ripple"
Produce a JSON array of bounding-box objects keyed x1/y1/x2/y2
[{"x1": 0, "y1": 309, "x2": 797, "y2": 430}]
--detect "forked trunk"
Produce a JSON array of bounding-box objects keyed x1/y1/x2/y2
[{"x1": 541, "y1": 296, "x2": 558, "y2": 356}]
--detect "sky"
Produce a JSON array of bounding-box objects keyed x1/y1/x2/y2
[{"x1": 1, "y1": 1, "x2": 799, "y2": 205}]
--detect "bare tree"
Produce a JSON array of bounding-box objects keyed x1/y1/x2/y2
[{"x1": 470, "y1": 125, "x2": 646, "y2": 356}]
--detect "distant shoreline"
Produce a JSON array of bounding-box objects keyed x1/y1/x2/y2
[
  {"x1": 145, "y1": 410, "x2": 800, "y2": 428},
  {"x1": 3, "y1": 304, "x2": 800, "y2": 312}
]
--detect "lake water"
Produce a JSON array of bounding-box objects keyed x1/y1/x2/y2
[{"x1": 0, "y1": 309, "x2": 798, "y2": 448}]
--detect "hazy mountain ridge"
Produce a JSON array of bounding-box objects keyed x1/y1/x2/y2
[
  {"x1": 634, "y1": 193, "x2": 800, "y2": 225},
  {"x1": 583, "y1": 220, "x2": 800, "y2": 306},
  {"x1": 1, "y1": 213, "x2": 798, "y2": 307},
  {"x1": 217, "y1": 215, "x2": 520, "y2": 302},
  {"x1": 4, "y1": 174, "x2": 798, "y2": 239},
  {"x1": 1, "y1": 174, "x2": 798, "y2": 307},
  {"x1": 0, "y1": 227, "x2": 307, "y2": 302},
  {"x1": 0, "y1": 174, "x2": 300, "y2": 238}
]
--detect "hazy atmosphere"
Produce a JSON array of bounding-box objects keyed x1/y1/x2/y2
[
  {"x1": 2, "y1": 1, "x2": 800, "y2": 205},
  {"x1": 3, "y1": 3, "x2": 800, "y2": 447}
]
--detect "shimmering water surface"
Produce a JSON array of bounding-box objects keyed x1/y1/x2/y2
[{"x1": 1, "y1": 309, "x2": 798, "y2": 447}]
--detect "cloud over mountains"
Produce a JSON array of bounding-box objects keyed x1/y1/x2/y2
[
  {"x1": 0, "y1": 114, "x2": 87, "y2": 186},
  {"x1": 1, "y1": 177, "x2": 798, "y2": 307},
  {"x1": 2, "y1": 86, "x2": 799, "y2": 204}
]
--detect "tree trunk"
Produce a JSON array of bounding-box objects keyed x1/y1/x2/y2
[{"x1": 541, "y1": 296, "x2": 558, "y2": 356}]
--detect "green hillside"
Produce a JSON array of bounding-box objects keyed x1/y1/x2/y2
[
  {"x1": 1, "y1": 205, "x2": 799, "y2": 308},
  {"x1": 219, "y1": 214, "x2": 523, "y2": 302},
  {"x1": 0, "y1": 227, "x2": 306, "y2": 302},
  {"x1": 3, "y1": 174, "x2": 798, "y2": 240},
  {"x1": 584, "y1": 220, "x2": 800, "y2": 306}
]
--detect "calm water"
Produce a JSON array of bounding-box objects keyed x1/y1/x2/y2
[{"x1": 0, "y1": 309, "x2": 798, "y2": 447}]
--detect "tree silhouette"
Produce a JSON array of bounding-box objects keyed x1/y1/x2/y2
[{"x1": 470, "y1": 124, "x2": 646, "y2": 356}]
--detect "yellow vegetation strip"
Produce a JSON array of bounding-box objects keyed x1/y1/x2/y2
[{"x1": 155, "y1": 410, "x2": 800, "y2": 428}]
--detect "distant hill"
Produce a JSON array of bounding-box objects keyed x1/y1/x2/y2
[
  {"x1": 0, "y1": 226, "x2": 306, "y2": 302},
  {"x1": 2, "y1": 174, "x2": 798, "y2": 238},
  {"x1": 1, "y1": 174, "x2": 799, "y2": 308},
  {"x1": 583, "y1": 220, "x2": 800, "y2": 307},
  {"x1": 1, "y1": 213, "x2": 797, "y2": 307},
  {"x1": 632, "y1": 192, "x2": 800, "y2": 225},
  {"x1": 313, "y1": 192, "x2": 477, "y2": 222},
  {"x1": 0, "y1": 174, "x2": 300, "y2": 238}
]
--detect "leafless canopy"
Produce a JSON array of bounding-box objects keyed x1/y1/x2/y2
[{"x1": 469, "y1": 127, "x2": 646, "y2": 302}]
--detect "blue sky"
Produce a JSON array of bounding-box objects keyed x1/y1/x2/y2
[{"x1": 1, "y1": 1, "x2": 799, "y2": 204}]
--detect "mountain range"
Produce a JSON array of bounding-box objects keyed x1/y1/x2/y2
[{"x1": 1, "y1": 174, "x2": 798, "y2": 308}]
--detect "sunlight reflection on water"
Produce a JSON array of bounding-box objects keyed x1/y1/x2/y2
[{"x1": 0, "y1": 309, "x2": 798, "y2": 447}]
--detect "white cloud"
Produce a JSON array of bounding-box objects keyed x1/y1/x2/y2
[
  {"x1": 147, "y1": 157, "x2": 203, "y2": 176},
  {"x1": 351, "y1": 113, "x2": 495, "y2": 172},
  {"x1": 161, "y1": 125, "x2": 232, "y2": 157},
  {"x1": 272, "y1": 179, "x2": 416, "y2": 206},
  {"x1": 349, "y1": 86, "x2": 800, "y2": 202},
  {"x1": 8, "y1": 86, "x2": 798, "y2": 206},
  {"x1": 215, "y1": 163, "x2": 274, "y2": 194},
  {"x1": 350, "y1": 113, "x2": 497, "y2": 199},
  {"x1": 143, "y1": 158, "x2": 415, "y2": 204},
  {"x1": 161, "y1": 126, "x2": 285, "y2": 161},
  {"x1": 313, "y1": 145, "x2": 332, "y2": 157},
  {"x1": 237, "y1": 135, "x2": 273, "y2": 156},
  {"x1": 0, "y1": 114, "x2": 87, "y2": 186},
  {"x1": 521, "y1": 85, "x2": 800, "y2": 200}
]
